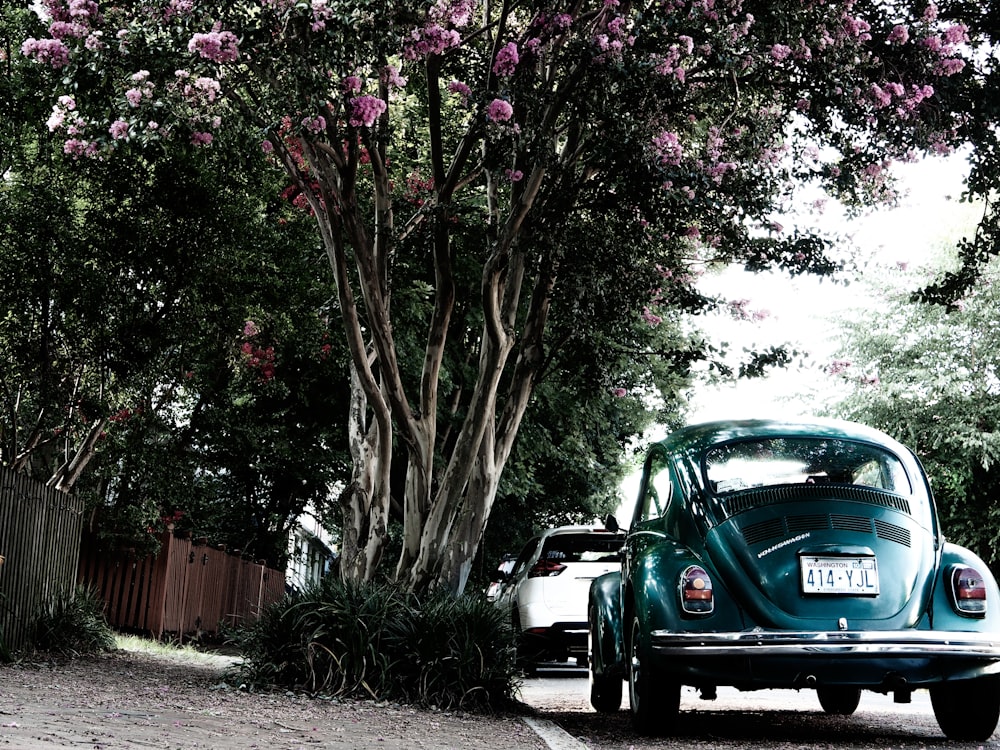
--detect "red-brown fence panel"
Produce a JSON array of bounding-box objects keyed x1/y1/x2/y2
[{"x1": 78, "y1": 531, "x2": 285, "y2": 641}]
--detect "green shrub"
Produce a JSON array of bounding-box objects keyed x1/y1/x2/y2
[
  {"x1": 232, "y1": 579, "x2": 519, "y2": 710},
  {"x1": 31, "y1": 585, "x2": 116, "y2": 657}
]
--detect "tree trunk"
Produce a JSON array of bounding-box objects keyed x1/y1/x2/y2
[{"x1": 337, "y1": 361, "x2": 392, "y2": 582}]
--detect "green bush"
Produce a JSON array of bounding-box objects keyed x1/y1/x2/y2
[
  {"x1": 232, "y1": 579, "x2": 520, "y2": 710},
  {"x1": 31, "y1": 585, "x2": 116, "y2": 657}
]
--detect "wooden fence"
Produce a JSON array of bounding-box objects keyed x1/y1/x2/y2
[
  {"x1": 78, "y1": 531, "x2": 287, "y2": 641},
  {"x1": 0, "y1": 469, "x2": 86, "y2": 653}
]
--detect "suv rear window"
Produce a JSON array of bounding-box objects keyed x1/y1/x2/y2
[
  {"x1": 541, "y1": 533, "x2": 624, "y2": 562},
  {"x1": 705, "y1": 437, "x2": 911, "y2": 495}
]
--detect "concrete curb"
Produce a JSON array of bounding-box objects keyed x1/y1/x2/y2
[{"x1": 522, "y1": 716, "x2": 589, "y2": 750}]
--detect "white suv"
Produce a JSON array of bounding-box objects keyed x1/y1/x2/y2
[{"x1": 495, "y1": 525, "x2": 624, "y2": 667}]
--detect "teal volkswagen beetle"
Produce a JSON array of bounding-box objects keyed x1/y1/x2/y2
[{"x1": 588, "y1": 419, "x2": 1000, "y2": 740}]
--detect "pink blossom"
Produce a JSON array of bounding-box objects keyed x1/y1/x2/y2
[
  {"x1": 349, "y1": 95, "x2": 387, "y2": 127},
  {"x1": 493, "y1": 42, "x2": 519, "y2": 76},
  {"x1": 943, "y1": 23, "x2": 968, "y2": 44},
  {"x1": 652, "y1": 130, "x2": 683, "y2": 166},
  {"x1": 164, "y1": 0, "x2": 194, "y2": 20},
  {"x1": 21, "y1": 38, "x2": 70, "y2": 68},
  {"x1": 770, "y1": 44, "x2": 791, "y2": 61},
  {"x1": 448, "y1": 80, "x2": 471, "y2": 104},
  {"x1": 261, "y1": 140, "x2": 274, "y2": 154},
  {"x1": 63, "y1": 138, "x2": 98, "y2": 158},
  {"x1": 187, "y1": 29, "x2": 239, "y2": 63},
  {"x1": 243, "y1": 320, "x2": 260, "y2": 337},
  {"x1": 612, "y1": 387, "x2": 627, "y2": 398},
  {"x1": 382, "y1": 65, "x2": 407, "y2": 89},
  {"x1": 109, "y1": 119, "x2": 129, "y2": 139},
  {"x1": 303, "y1": 115, "x2": 326, "y2": 134},
  {"x1": 641, "y1": 306, "x2": 662, "y2": 326},
  {"x1": 826, "y1": 359, "x2": 852, "y2": 376},
  {"x1": 49, "y1": 21, "x2": 88, "y2": 39},
  {"x1": 504, "y1": 168, "x2": 524, "y2": 181},
  {"x1": 887, "y1": 24, "x2": 909, "y2": 45},
  {"x1": 191, "y1": 131, "x2": 213, "y2": 146},
  {"x1": 125, "y1": 88, "x2": 143, "y2": 106},
  {"x1": 403, "y1": 23, "x2": 461, "y2": 60},
  {"x1": 487, "y1": 98, "x2": 513, "y2": 122},
  {"x1": 342, "y1": 75, "x2": 362, "y2": 94}
]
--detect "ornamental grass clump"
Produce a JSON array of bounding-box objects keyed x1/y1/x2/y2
[
  {"x1": 233, "y1": 578, "x2": 519, "y2": 710},
  {"x1": 30, "y1": 585, "x2": 116, "y2": 657}
]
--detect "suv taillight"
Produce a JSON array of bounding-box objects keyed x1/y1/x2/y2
[
  {"x1": 679, "y1": 565, "x2": 714, "y2": 615},
  {"x1": 949, "y1": 564, "x2": 988, "y2": 617},
  {"x1": 528, "y1": 559, "x2": 567, "y2": 578}
]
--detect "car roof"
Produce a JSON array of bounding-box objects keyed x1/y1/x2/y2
[
  {"x1": 540, "y1": 524, "x2": 617, "y2": 537},
  {"x1": 656, "y1": 418, "x2": 910, "y2": 457}
]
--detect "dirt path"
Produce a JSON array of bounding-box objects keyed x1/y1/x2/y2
[{"x1": 0, "y1": 649, "x2": 549, "y2": 749}]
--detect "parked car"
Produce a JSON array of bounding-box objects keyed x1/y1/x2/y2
[
  {"x1": 485, "y1": 554, "x2": 516, "y2": 601},
  {"x1": 496, "y1": 525, "x2": 625, "y2": 667},
  {"x1": 589, "y1": 418, "x2": 1000, "y2": 741}
]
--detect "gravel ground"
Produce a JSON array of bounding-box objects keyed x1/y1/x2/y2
[{"x1": 0, "y1": 649, "x2": 549, "y2": 750}]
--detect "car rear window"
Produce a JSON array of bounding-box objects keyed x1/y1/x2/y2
[
  {"x1": 541, "y1": 533, "x2": 623, "y2": 562},
  {"x1": 705, "y1": 437, "x2": 911, "y2": 495}
]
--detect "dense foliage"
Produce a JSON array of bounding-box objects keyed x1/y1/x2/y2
[
  {"x1": 12, "y1": 0, "x2": 1000, "y2": 592},
  {"x1": 232, "y1": 579, "x2": 519, "y2": 709}
]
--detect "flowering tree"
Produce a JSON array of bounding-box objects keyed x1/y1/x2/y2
[{"x1": 21, "y1": 0, "x2": 984, "y2": 593}]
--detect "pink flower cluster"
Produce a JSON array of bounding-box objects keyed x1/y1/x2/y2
[
  {"x1": 652, "y1": 130, "x2": 683, "y2": 166},
  {"x1": 21, "y1": 38, "x2": 70, "y2": 68},
  {"x1": 403, "y1": 0, "x2": 473, "y2": 60},
  {"x1": 309, "y1": 0, "x2": 335, "y2": 31},
  {"x1": 163, "y1": 0, "x2": 194, "y2": 21},
  {"x1": 240, "y1": 321, "x2": 277, "y2": 382},
  {"x1": 727, "y1": 298, "x2": 770, "y2": 322},
  {"x1": 381, "y1": 65, "x2": 407, "y2": 89},
  {"x1": 403, "y1": 23, "x2": 461, "y2": 60},
  {"x1": 109, "y1": 119, "x2": 129, "y2": 139},
  {"x1": 447, "y1": 80, "x2": 471, "y2": 105},
  {"x1": 349, "y1": 95, "x2": 387, "y2": 127},
  {"x1": 303, "y1": 115, "x2": 326, "y2": 134},
  {"x1": 493, "y1": 42, "x2": 519, "y2": 76},
  {"x1": 487, "y1": 98, "x2": 513, "y2": 122},
  {"x1": 125, "y1": 69, "x2": 155, "y2": 108},
  {"x1": 178, "y1": 74, "x2": 220, "y2": 104},
  {"x1": 187, "y1": 29, "x2": 239, "y2": 63}
]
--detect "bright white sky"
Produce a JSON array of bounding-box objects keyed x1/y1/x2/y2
[{"x1": 687, "y1": 153, "x2": 976, "y2": 423}]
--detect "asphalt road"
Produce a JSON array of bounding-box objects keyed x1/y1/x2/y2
[{"x1": 518, "y1": 663, "x2": 1000, "y2": 749}]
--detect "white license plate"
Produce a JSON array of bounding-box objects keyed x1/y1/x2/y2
[{"x1": 800, "y1": 556, "x2": 879, "y2": 595}]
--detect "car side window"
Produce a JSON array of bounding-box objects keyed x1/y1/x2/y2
[{"x1": 638, "y1": 451, "x2": 673, "y2": 522}]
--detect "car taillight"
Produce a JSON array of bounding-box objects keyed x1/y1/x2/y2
[
  {"x1": 679, "y1": 565, "x2": 714, "y2": 615},
  {"x1": 528, "y1": 559, "x2": 567, "y2": 578},
  {"x1": 949, "y1": 565, "x2": 988, "y2": 617}
]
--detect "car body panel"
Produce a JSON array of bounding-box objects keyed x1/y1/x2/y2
[{"x1": 590, "y1": 418, "x2": 1000, "y2": 735}]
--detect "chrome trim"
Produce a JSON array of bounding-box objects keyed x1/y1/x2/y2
[{"x1": 649, "y1": 629, "x2": 1000, "y2": 658}]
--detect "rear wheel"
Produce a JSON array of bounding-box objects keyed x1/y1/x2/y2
[
  {"x1": 816, "y1": 686, "x2": 861, "y2": 715},
  {"x1": 588, "y1": 611, "x2": 622, "y2": 713},
  {"x1": 931, "y1": 678, "x2": 1000, "y2": 741},
  {"x1": 628, "y1": 616, "x2": 680, "y2": 734}
]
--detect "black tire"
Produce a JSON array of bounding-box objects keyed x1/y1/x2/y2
[
  {"x1": 816, "y1": 686, "x2": 862, "y2": 715},
  {"x1": 588, "y1": 612, "x2": 622, "y2": 713},
  {"x1": 628, "y1": 616, "x2": 680, "y2": 735},
  {"x1": 590, "y1": 669, "x2": 623, "y2": 713},
  {"x1": 931, "y1": 678, "x2": 1000, "y2": 741}
]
